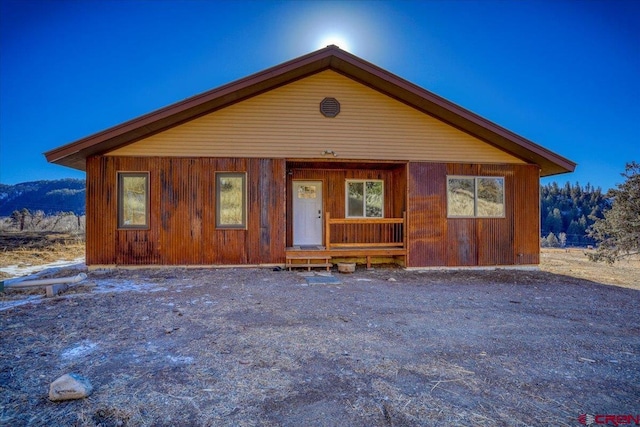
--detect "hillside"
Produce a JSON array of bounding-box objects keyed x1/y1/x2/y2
[
  {"x1": 0, "y1": 179, "x2": 86, "y2": 216},
  {"x1": 540, "y1": 182, "x2": 610, "y2": 246}
]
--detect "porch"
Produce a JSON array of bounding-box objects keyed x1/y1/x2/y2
[
  {"x1": 285, "y1": 160, "x2": 408, "y2": 269},
  {"x1": 286, "y1": 212, "x2": 407, "y2": 269}
]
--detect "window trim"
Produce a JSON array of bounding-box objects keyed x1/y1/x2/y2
[
  {"x1": 345, "y1": 179, "x2": 384, "y2": 218},
  {"x1": 447, "y1": 175, "x2": 505, "y2": 218},
  {"x1": 117, "y1": 171, "x2": 150, "y2": 230},
  {"x1": 215, "y1": 172, "x2": 247, "y2": 229}
]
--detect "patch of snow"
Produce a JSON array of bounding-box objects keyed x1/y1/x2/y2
[
  {"x1": 0, "y1": 257, "x2": 85, "y2": 278},
  {"x1": 0, "y1": 295, "x2": 43, "y2": 312},
  {"x1": 92, "y1": 280, "x2": 166, "y2": 294},
  {"x1": 1, "y1": 274, "x2": 169, "y2": 315},
  {"x1": 167, "y1": 355, "x2": 194, "y2": 365},
  {"x1": 2, "y1": 269, "x2": 172, "y2": 314},
  {"x1": 61, "y1": 341, "x2": 97, "y2": 359}
]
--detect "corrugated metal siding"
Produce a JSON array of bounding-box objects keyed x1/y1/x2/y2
[
  {"x1": 477, "y1": 164, "x2": 515, "y2": 266},
  {"x1": 407, "y1": 163, "x2": 448, "y2": 266},
  {"x1": 513, "y1": 164, "x2": 541, "y2": 265},
  {"x1": 408, "y1": 162, "x2": 539, "y2": 267},
  {"x1": 108, "y1": 71, "x2": 525, "y2": 165},
  {"x1": 86, "y1": 157, "x2": 117, "y2": 264},
  {"x1": 87, "y1": 154, "x2": 538, "y2": 267},
  {"x1": 86, "y1": 156, "x2": 286, "y2": 266}
]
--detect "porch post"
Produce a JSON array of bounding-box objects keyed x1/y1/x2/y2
[
  {"x1": 325, "y1": 212, "x2": 331, "y2": 250},
  {"x1": 402, "y1": 211, "x2": 407, "y2": 249}
]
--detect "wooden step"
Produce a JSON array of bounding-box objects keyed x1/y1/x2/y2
[{"x1": 286, "y1": 255, "x2": 332, "y2": 271}]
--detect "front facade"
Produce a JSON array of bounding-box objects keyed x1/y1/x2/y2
[{"x1": 46, "y1": 47, "x2": 575, "y2": 268}]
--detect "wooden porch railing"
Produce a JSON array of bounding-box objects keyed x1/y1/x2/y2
[{"x1": 325, "y1": 212, "x2": 406, "y2": 250}]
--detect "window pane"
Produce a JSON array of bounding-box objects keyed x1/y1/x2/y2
[
  {"x1": 448, "y1": 178, "x2": 475, "y2": 216},
  {"x1": 119, "y1": 174, "x2": 148, "y2": 227},
  {"x1": 297, "y1": 185, "x2": 316, "y2": 199},
  {"x1": 347, "y1": 182, "x2": 364, "y2": 217},
  {"x1": 365, "y1": 181, "x2": 383, "y2": 217},
  {"x1": 217, "y1": 174, "x2": 245, "y2": 227},
  {"x1": 477, "y1": 178, "x2": 504, "y2": 217}
]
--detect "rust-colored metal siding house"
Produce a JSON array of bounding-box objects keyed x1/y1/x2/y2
[{"x1": 45, "y1": 46, "x2": 575, "y2": 269}]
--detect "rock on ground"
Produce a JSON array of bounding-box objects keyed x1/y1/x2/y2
[{"x1": 48, "y1": 373, "x2": 93, "y2": 401}]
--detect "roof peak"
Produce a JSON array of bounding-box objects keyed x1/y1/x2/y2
[{"x1": 44, "y1": 46, "x2": 575, "y2": 176}]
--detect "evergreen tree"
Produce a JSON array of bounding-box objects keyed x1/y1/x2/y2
[
  {"x1": 540, "y1": 181, "x2": 610, "y2": 246},
  {"x1": 544, "y1": 208, "x2": 563, "y2": 234},
  {"x1": 545, "y1": 232, "x2": 560, "y2": 248},
  {"x1": 566, "y1": 220, "x2": 584, "y2": 246},
  {"x1": 540, "y1": 236, "x2": 547, "y2": 247},
  {"x1": 588, "y1": 162, "x2": 640, "y2": 263}
]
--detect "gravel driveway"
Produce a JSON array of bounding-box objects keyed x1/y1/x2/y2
[{"x1": 1, "y1": 266, "x2": 638, "y2": 426}]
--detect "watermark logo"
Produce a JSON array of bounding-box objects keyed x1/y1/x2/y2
[{"x1": 578, "y1": 414, "x2": 640, "y2": 426}]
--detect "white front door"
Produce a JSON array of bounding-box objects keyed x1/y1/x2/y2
[{"x1": 293, "y1": 181, "x2": 323, "y2": 246}]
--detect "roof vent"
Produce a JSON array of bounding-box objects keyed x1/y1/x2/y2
[{"x1": 320, "y1": 97, "x2": 340, "y2": 118}]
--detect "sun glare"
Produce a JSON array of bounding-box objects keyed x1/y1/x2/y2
[{"x1": 318, "y1": 34, "x2": 351, "y2": 52}]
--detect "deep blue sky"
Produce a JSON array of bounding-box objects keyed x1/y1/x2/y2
[{"x1": 1, "y1": 0, "x2": 638, "y2": 191}]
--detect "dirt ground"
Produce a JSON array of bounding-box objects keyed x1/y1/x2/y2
[{"x1": 0, "y1": 247, "x2": 639, "y2": 426}]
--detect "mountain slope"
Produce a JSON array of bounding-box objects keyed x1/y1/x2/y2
[{"x1": 0, "y1": 179, "x2": 86, "y2": 216}]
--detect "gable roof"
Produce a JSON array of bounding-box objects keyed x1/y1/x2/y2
[{"x1": 44, "y1": 45, "x2": 575, "y2": 176}]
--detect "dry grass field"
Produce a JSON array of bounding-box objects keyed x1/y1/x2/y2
[
  {"x1": 0, "y1": 232, "x2": 85, "y2": 279},
  {"x1": 540, "y1": 248, "x2": 640, "y2": 290}
]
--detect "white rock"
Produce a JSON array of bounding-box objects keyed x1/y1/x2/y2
[{"x1": 49, "y1": 373, "x2": 93, "y2": 401}]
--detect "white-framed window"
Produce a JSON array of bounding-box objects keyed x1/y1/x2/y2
[
  {"x1": 117, "y1": 172, "x2": 149, "y2": 229},
  {"x1": 447, "y1": 176, "x2": 505, "y2": 218},
  {"x1": 216, "y1": 172, "x2": 247, "y2": 229},
  {"x1": 346, "y1": 180, "x2": 383, "y2": 218}
]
